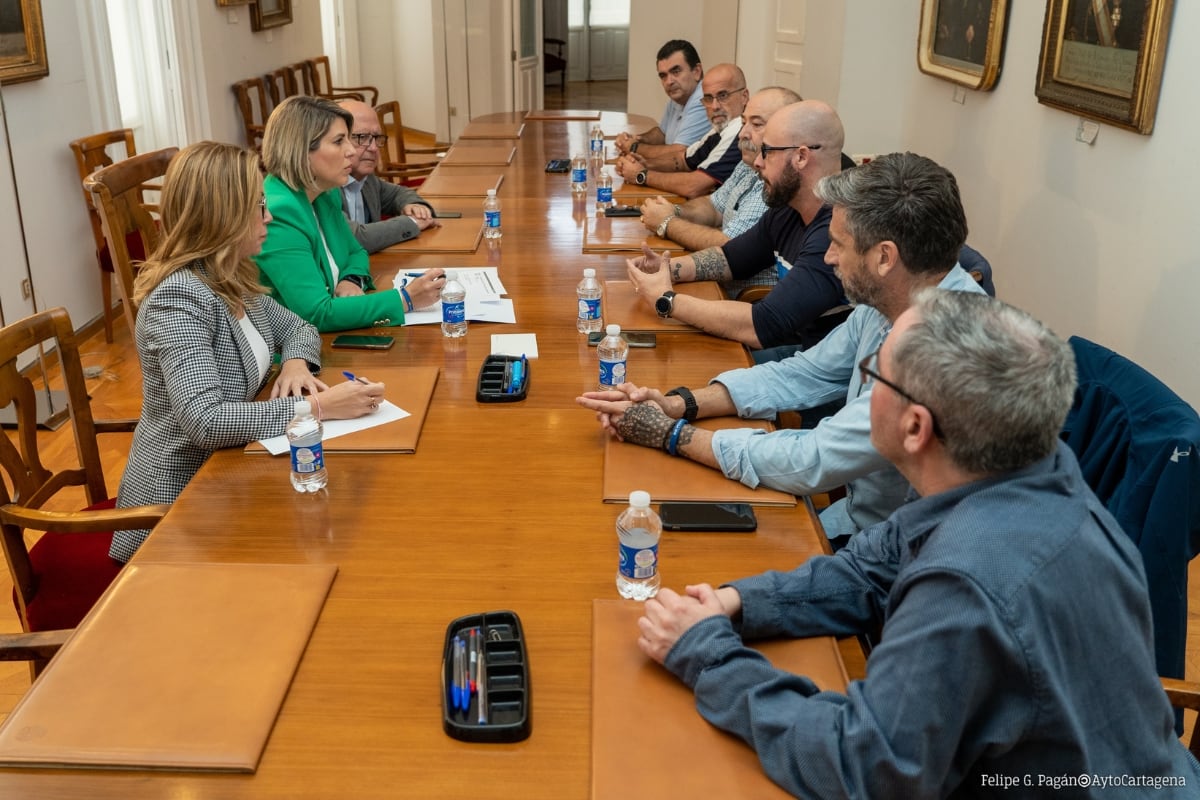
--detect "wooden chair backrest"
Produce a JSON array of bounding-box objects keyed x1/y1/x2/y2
[
  {"x1": 232, "y1": 76, "x2": 271, "y2": 151},
  {"x1": 67, "y1": 130, "x2": 138, "y2": 256},
  {"x1": 284, "y1": 61, "x2": 314, "y2": 96},
  {"x1": 82, "y1": 148, "x2": 179, "y2": 343},
  {"x1": 265, "y1": 67, "x2": 294, "y2": 105},
  {"x1": 375, "y1": 100, "x2": 411, "y2": 165},
  {"x1": 308, "y1": 55, "x2": 379, "y2": 105},
  {"x1": 0, "y1": 308, "x2": 105, "y2": 615}
]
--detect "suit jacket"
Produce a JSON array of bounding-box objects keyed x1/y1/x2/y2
[
  {"x1": 113, "y1": 266, "x2": 322, "y2": 561},
  {"x1": 340, "y1": 173, "x2": 433, "y2": 254},
  {"x1": 256, "y1": 175, "x2": 405, "y2": 331}
]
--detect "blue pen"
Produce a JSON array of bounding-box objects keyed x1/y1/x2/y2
[
  {"x1": 508, "y1": 357, "x2": 523, "y2": 394},
  {"x1": 342, "y1": 371, "x2": 369, "y2": 385}
]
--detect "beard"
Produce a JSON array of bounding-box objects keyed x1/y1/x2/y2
[
  {"x1": 762, "y1": 161, "x2": 802, "y2": 207},
  {"x1": 838, "y1": 256, "x2": 884, "y2": 308}
]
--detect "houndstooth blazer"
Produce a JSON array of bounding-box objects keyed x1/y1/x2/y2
[{"x1": 112, "y1": 266, "x2": 322, "y2": 562}]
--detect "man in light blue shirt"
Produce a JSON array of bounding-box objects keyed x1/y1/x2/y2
[
  {"x1": 613, "y1": 40, "x2": 709, "y2": 152},
  {"x1": 577, "y1": 152, "x2": 986, "y2": 539}
]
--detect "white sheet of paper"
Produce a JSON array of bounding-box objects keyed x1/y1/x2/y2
[
  {"x1": 400, "y1": 267, "x2": 506, "y2": 299},
  {"x1": 257, "y1": 400, "x2": 410, "y2": 456},
  {"x1": 401, "y1": 297, "x2": 515, "y2": 326},
  {"x1": 491, "y1": 333, "x2": 538, "y2": 358}
]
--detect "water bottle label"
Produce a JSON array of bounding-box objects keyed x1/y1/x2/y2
[
  {"x1": 591, "y1": 138, "x2": 604, "y2": 154},
  {"x1": 442, "y1": 300, "x2": 466, "y2": 324},
  {"x1": 618, "y1": 541, "x2": 658, "y2": 580},
  {"x1": 775, "y1": 252, "x2": 793, "y2": 281},
  {"x1": 485, "y1": 210, "x2": 501, "y2": 229},
  {"x1": 597, "y1": 186, "x2": 613, "y2": 204},
  {"x1": 578, "y1": 298, "x2": 601, "y2": 320},
  {"x1": 290, "y1": 441, "x2": 324, "y2": 474},
  {"x1": 599, "y1": 358, "x2": 626, "y2": 386},
  {"x1": 571, "y1": 167, "x2": 587, "y2": 183}
]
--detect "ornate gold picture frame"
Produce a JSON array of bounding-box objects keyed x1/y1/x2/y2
[
  {"x1": 1035, "y1": 0, "x2": 1175, "y2": 134},
  {"x1": 250, "y1": 0, "x2": 293, "y2": 32},
  {"x1": 0, "y1": 0, "x2": 48, "y2": 85},
  {"x1": 917, "y1": 0, "x2": 1010, "y2": 91}
]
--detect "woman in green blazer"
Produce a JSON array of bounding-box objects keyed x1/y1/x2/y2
[{"x1": 256, "y1": 96, "x2": 446, "y2": 332}]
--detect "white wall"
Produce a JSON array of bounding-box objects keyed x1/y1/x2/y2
[
  {"x1": 353, "y1": 0, "x2": 437, "y2": 134},
  {"x1": 831, "y1": 2, "x2": 1200, "y2": 407}
]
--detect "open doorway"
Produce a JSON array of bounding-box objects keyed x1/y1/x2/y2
[{"x1": 566, "y1": 0, "x2": 629, "y2": 82}]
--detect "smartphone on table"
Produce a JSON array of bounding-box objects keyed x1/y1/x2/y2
[
  {"x1": 659, "y1": 502, "x2": 757, "y2": 532},
  {"x1": 331, "y1": 334, "x2": 395, "y2": 350},
  {"x1": 586, "y1": 331, "x2": 657, "y2": 348}
]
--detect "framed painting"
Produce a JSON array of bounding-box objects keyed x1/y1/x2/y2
[
  {"x1": 918, "y1": 0, "x2": 1010, "y2": 91},
  {"x1": 250, "y1": 0, "x2": 292, "y2": 32},
  {"x1": 1035, "y1": 0, "x2": 1175, "y2": 134},
  {"x1": 0, "y1": 0, "x2": 48, "y2": 85}
]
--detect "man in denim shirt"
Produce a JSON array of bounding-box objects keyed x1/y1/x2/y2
[
  {"x1": 636, "y1": 289, "x2": 1200, "y2": 798},
  {"x1": 577, "y1": 152, "x2": 985, "y2": 538}
]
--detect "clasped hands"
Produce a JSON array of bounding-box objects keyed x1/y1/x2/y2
[
  {"x1": 638, "y1": 584, "x2": 743, "y2": 664},
  {"x1": 402, "y1": 203, "x2": 441, "y2": 232},
  {"x1": 270, "y1": 359, "x2": 385, "y2": 419},
  {"x1": 626, "y1": 243, "x2": 673, "y2": 307},
  {"x1": 615, "y1": 153, "x2": 646, "y2": 181},
  {"x1": 575, "y1": 382, "x2": 685, "y2": 448}
]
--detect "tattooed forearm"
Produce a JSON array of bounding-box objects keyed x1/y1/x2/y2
[
  {"x1": 671, "y1": 261, "x2": 682, "y2": 282},
  {"x1": 617, "y1": 403, "x2": 675, "y2": 450},
  {"x1": 676, "y1": 424, "x2": 696, "y2": 452},
  {"x1": 693, "y1": 247, "x2": 730, "y2": 281}
]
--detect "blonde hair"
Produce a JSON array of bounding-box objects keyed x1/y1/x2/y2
[
  {"x1": 262, "y1": 95, "x2": 354, "y2": 192},
  {"x1": 133, "y1": 141, "x2": 267, "y2": 312}
]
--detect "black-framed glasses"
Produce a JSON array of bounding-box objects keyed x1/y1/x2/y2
[
  {"x1": 349, "y1": 133, "x2": 388, "y2": 148},
  {"x1": 757, "y1": 142, "x2": 822, "y2": 158},
  {"x1": 858, "y1": 349, "x2": 944, "y2": 438},
  {"x1": 258, "y1": 196, "x2": 268, "y2": 219},
  {"x1": 701, "y1": 86, "x2": 746, "y2": 106}
]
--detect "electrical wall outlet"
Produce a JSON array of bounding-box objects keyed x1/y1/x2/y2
[{"x1": 20, "y1": 278, "x2": 31, "y2": 300}]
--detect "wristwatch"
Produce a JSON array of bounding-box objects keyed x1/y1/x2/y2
[
  {"x1": 656, "y1": 214, "x2": 675, "y2": 238},
  {"x1": 342, "y1": 274, "x2": 368, "y2": 290},
  {"x1": 630, "y1": 142, "x2": 640, "y2": 154},
  {"x1": 655, "y1": 290, "x2": 676, "y2": 319},
  {"x1": 634, "y1": 170, "x2": 648, "y2": 185},
  {"x1": 665, "y1": 386, "x2": 698, "y2": 422}
]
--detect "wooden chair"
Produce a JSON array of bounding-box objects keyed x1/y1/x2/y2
[
  {"x1": 308, "y1": 55, "x2": 378, "y2": 105},
  {"x1": 232, "y1": 76, "x2": 272, "y2": 152},
  {"x1": 82, "y1": 148, "x2": 178, "y2": 345},
  {"x1": 544, "y1": 38, "x2": 567, "y2": 91},
  {"x1": 265, "y1": 66, "x2": 295, "y2": 106},
  {"x1": 68, "y1": 130, "x2": 140, "y2": 343},
  {"x1": 0, "y1": 308, "x2": 169, "y2": 675},
  {"x1": 1163, "y1": 679, "x2": 1200, "y2": 758},
  {"x1": 0, "y1": 630, "x2": 70, "y2": 668},
  {"x1": 373, "y1": 100, "x2": 445, "y2": 186}
]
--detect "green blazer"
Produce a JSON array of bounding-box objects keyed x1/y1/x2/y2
[{"x1": 256, "y1": 175, "x2": 406, "y2": 331}]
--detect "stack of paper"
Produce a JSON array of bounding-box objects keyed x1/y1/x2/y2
[{"x1": 397, "y1": 267, "x2": 516, "y2": 325}]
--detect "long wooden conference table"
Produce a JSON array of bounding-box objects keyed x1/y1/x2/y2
[{"x1": 0, "y1": 112, "x2": 840, "y2": 798}]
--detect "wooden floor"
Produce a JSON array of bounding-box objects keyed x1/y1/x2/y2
[{"x1": 4, "y1": 78, "x2": 1197, "y2": 744}]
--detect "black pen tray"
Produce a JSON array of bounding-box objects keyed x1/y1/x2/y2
[
  {"x1": 441, "y1": 610, "x2": 531, "y2": 743},
  {"x1": 476, "y1": 354, "x2": 529, "y2": 402}
]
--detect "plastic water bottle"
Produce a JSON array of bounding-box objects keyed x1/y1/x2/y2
[
  {"x1": 441, "y1": 270, "x2": 467, "y2": 338},
  {"x1": 576, "y1": 268, "x2": 603, "y2": 333},
  {"x1": 596, "y1": 169, "x2": 613, "y2": 210},
  {"x1": 570, "y1": 153, "x2": 588, "y2": 194},
  {"x1": 287, "y1": 399, "x2": 327, "y2": 493},
  {"x1": 597, "y1": 323, "x2": 627, "y2": 390},
  {"x1": 483, "y1": 189, "x2": 502, "y2": 240},
  {"x1": 616, "y1": 490, "x2": 661, "y2": 600},
  {"x1": 589, "y1": 122, "x2": 605, "y2": 158}
]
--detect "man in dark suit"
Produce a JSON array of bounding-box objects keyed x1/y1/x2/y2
[{"x1": 338, "y1": 99, "x2": 439, "y2": 253}]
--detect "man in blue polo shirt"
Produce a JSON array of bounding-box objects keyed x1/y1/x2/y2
[{"x1": 614, "y1": 39, "x2": 709, "y2": 151}]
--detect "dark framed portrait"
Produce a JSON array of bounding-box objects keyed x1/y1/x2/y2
[
  {"x1": 250, "y1": 0, "x2": 293, "y2": 32},
  {"x1": 0, "y1": 0, "x2": 48, "y2": 85},
  {"x1": 1035, "y1": 0, "x2": 1175, "y2": 134},
  {"x1": 918, "y1": 0, "x2": 1011, "y2": 90}
]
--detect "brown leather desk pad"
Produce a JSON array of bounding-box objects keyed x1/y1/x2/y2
[
  {"x1": 0, "y1": 562, "x2": 337, "y2": 772},
  {"x1": 602, "y1": 417, "x2": 795, "y2": 506},
  {"x1": 458, "y1": 121, "x2": 525, "y2": 139},
  {"x1": 379, "y1": 216, "x2": 484, "y2": 253},
  {"x1": 419, "y1": 171, "x2": 505, "y2": 197},
  {"x1": 582, "y1": 217, "x2": 688, "y2": 255},
  {"x1": 602, "y1": 280, "x2": 724, "y2": 333},
  {"x1": 246, "y1": 366, "x2": 439, "y2": 454},
  {"x1": 611, "y1": 183, "x2": 686, "y2": 206},
  {"x1": 437, "y1": 145, "x2": 517, "y2": 167},
  {"x1": 591, "y1": 599, "x2": 847, "y2": 799}
]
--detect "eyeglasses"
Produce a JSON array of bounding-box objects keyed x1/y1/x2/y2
[
  {"x1": 757, "y1": 142, "x2": 822, "y2": 158},
  {"x1": 258, "y1": 196, "x2": 268, "y2": 219},
  {"x1": 858, "y1": 349, "x2": 944, "y2": 438},
  {"x1": 349, "y1": 133, "x2": 388, "y2": 148},
  {"x1": 701, "y1": 86, "x2": 746, "y2": 106}
]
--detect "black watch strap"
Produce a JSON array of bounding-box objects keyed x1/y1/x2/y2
[
  {"x1": 342, "y1": 274, "x2": 369, "y2": 290},
  {"x1": 665, "y1": 386, "x2": 699, "y2": 422}
]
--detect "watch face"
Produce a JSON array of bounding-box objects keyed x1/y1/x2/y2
[
  {"x1": 655, "y1": 293, "x2": 674, "y2": 317},
  {"x1": 636, "y1": 171, "x2": 647, "y2": 185}
]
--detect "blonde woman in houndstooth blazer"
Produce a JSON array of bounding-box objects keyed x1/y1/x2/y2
[{"x1": 112, "y1": 142, "x2": 385, "y2": 562}]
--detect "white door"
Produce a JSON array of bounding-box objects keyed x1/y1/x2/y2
[{"x1": 513, "y1": 0, "x2": 542, "y2": 112}]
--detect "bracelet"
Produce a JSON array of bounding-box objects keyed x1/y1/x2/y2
[
  {"x1": 399, "y1": 287, "x2": 414, "y2": 313},
  {"x1": 665, "y1": 418, "x2": 687, "y2": 457},
  {"x1": 311, "y1": 393, "x2": 322, "y2": 421}
]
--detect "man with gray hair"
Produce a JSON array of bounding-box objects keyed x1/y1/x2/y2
[
  {"x1": 578, "y1": 152, "x2": 985, "y2": 540},
  {"x1": 635, "y1": 289, "x2": 1200, "y2": 796}
]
